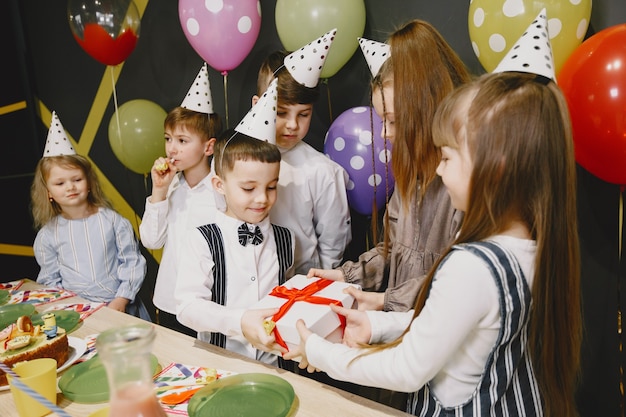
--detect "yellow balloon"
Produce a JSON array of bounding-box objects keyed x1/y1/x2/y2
[
  {"x1": 275, "y1": 0, "x2": 366, "y2": 79},
  {"x1": 108, "y1": 99, "x2": 167, "y2": 174},
  {"x1": 468, "y1": 0, "x2": 591, "y2": 75}
]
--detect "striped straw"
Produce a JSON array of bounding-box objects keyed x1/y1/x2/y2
[{"x1": 0, "y1": 361, "x2": 73, "y2": 417}]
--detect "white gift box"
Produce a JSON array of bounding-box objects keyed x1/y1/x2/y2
[{"x1": 253, "y1": 275, "x2": 360, "y2": 351}]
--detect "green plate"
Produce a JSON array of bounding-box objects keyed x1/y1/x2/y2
[
  {"x1": 0, "y1": 303, "x2": 36, "y2": 330},
  {"x1": 188, "y1": 373, "x2": 295, "y2": 417},
  {"x1": 0, "y1": 289, "x2": 9, "y2": 305},
  {"x1": 31, "y1": 310, "x2": 81, "y2": 333},
  {"x1": 58, "y1": 353, "x2": 160, "y2": 404}
]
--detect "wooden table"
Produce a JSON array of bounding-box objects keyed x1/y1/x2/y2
[{"x1": 0, "y1": 280, "x2": 411, "y2": 416}]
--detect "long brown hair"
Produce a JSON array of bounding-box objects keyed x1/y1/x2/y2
[
  {"x1": 413, "y1": 72, "x2": 580, "y2": 417},
  {"x1": 387, "y1": 19, "x2": 471, "y2": 210},
  {"x1": 30, "y1": 154, "x2": 112, "y2": 229}
]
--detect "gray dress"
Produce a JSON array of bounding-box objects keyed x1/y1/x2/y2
[{"x1": 340, "y1": 176, "x2": 463, "y2": 312}]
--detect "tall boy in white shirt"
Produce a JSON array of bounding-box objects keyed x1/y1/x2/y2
[
  {"x1": 140, "y1": 63, "x2": 223, "y2": 336},
  {"x1": 175, "y1": 80, "x2": 295, "y2": 365},
  {"x1": 254, "y1": 30, "x2": 352, "y2": 275}
]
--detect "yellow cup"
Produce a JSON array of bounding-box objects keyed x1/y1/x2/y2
[{"x1": 7, "y1": 358, "x2": 57, "y2": 417}]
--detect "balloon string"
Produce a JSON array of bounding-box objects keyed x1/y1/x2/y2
[
  {"x1": 619, "y1": 189, "x2": 624, "y2": 412},
  {"x1": 222, "y1": 72, "x2": 229, "y2": 128},
  {"x1": 111, "y1": 66, "x2": 122, "y2": 151},
  {"x1": 323, "y1": 79, "x2": 333, "y2": 124},
  {"x1": 368, "y1": 104, "x2": 378, "y2": 246}
]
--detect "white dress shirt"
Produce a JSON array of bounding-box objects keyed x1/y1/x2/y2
[
  {"x1": 139, "y1": 172, "x2": 219, "y2": 314},
  {"x1": 270, "y1": 141, "x2": 352, "y2": 274},
  {"x1": 175, "y1": 210, "x2": 294, "y2": 364}
]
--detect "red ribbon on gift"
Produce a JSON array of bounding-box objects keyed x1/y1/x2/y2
[{"x1": 270, "y1": 278, "x2": 347, "y2": 351}]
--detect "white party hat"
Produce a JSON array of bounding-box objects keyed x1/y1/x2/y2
[
  {"x1": 493, "y1": 8, "x2": 555, "y2": 81},
  {"x1": 234, "y1": 78, "x2": 277, "y2": 143},
  {"x1": 43, "y1": 111, "x2": 76, "y2": 157},
  {"x1": 358, "y1": 37, "x2": 391, "y2": 77},
  {"x1": 284, "y1": 28, "x2": 337, "y2": 87},
  {"x1": 181, "y1": 62, "x2": 214, "y2": 114}
]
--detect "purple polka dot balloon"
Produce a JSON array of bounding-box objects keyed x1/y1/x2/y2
[{"x1": 324, "y1": 106, "x2": 394, "y2": 216}]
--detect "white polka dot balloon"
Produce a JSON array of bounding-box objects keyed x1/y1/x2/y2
[
  {"x1": 324, "y1": 107, "x2": 395, "y2": 216},
  {"x1": 468, "y1": 0, "x2": 591, "y2": 75},
  {"x1": 178, "y1": 0, "x2": 261, "y2": 74}
]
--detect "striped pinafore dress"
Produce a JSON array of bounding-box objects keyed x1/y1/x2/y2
[{"x1": 409, "y1": 241, "x2": 543, "y2": 417}]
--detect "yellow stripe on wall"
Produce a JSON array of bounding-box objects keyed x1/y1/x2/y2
[
  {"x1": 0, "y1": 101, "x2": 27, "y2": 115},
  {"x1": 0, "y1": 244, "x2": 34, "y2": 257}
]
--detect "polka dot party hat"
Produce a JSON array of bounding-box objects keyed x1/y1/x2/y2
[
  {"x1": 181, "y1": 62, "x2": 214, "y2": 114},
  {"x1": 43, "y1": 111, "x2": 76, "y2": 157},
  {"x1": 284, "y1": 28, "x2": 337, "y2": 87},
  {"x1": 358, "y1": 37, "x2": 390, "y2": 77},
  {"x1": 493, "y1": 8, "x2": 555, "y2": 82},
  {"x1": 235, "y1": 78, "x2": 277, "y2": 143}
]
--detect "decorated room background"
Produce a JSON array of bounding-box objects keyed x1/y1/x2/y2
[{"x1": 1, "y1": 1, "x2": 625, "y2": 415}]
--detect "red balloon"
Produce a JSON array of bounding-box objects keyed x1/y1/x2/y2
[
  {"x1": 558, "y1": 24, "x2": 626, "y2": 185},
  {"x1": 72, "y1": 24, "x2": 138, "y2": 66},
  {"x1": 68, "y1": 0, "x2": 141, "y2": 66}
]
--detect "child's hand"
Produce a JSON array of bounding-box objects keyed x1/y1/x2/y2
[
  {"x1": 306, "y1": 268, "x2": 345, "y2": 282},
  {"x1": 330, "y1": 304, "x2": 372, "y2": 347},
  {"x1": 107, "y1": 297, "x2": 130, "y2": 313},
  {"x1": 241, "y1": 308, "x2": 287, "y2": 354},
  {"x1": 149, "y1": 157, "x2": 177, "y2": 201},
  {"x1": 283, "y1": 319, "x2": 319, "y2": 373},
  {"x1": 344, "y1": 287, "x2": 385, "y2": 311}
]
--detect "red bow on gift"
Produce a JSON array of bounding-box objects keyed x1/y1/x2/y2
[{"x1": 269, "y1": 278, "x2": 347, "y2": 351}]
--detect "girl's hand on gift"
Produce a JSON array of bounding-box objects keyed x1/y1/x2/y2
[
  {"x1": 344, "y1": 287, "x2": 385, "y2": 311},
  {"x1": 241, "y1": 308, "x2": 287, "y2": 354},
  {"x1": 330, "y1": 304, "x2": 372, "y2": 347},
  {"x1": 306, "y1": 268, "x2": 345, "y2": 282},
  {"x1": 284, "y1": 319, "x2": 320, "y2": 373}
]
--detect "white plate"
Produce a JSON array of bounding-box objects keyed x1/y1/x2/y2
[{"x1": 0, "y1": 336, "x2": 87, "y2": 391}]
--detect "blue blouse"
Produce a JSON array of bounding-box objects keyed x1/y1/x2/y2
[{"x1": 34, "y1": 207, "x2": 146, "y2": 304}]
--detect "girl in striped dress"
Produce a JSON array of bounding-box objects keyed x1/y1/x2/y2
[{"x1": 286, "y1": 72, "x2": 581, "y2": 417}]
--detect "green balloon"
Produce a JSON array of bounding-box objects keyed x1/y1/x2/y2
[
  {"x1": 108, "y1": 99, "x2": 166, "y2": 174},
  {"x1": 275, "y1": 0, "x2": 365, "y2": 79}
]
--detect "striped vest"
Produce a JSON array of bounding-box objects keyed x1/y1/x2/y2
[
  {"x1": 409, "y1": 241, "x2": 543, "y2": 417},
  {"x1": 196, "y1": 223, "x2": 293, "y2": 348}
]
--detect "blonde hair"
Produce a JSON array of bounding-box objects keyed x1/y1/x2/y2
[{"x1": 30, "y1": 155, "x2": 112, "y2": 229}]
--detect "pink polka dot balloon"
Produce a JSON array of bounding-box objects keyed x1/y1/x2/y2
[
  {"x1": 468, "y1": 0, "x2": 591, "y2": 75},
  {"x1": 324, "y1": 107, "x2": 395, "y2": 216},
  {"x1": 179, "y1": 0, "x2": 261, "y2": 74}
]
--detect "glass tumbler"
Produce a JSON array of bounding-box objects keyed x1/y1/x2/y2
[{"x1": 96, "y1": 323, "x2": 166, "y2": 417}]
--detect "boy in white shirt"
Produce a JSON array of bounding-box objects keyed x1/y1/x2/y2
[
  {"x1": 176, "y1": 80, "x2": 295, "y2": 365},
  {"x1": 140, "y1": 63, "x2": 223, "y2": 336},
  {"x1": 254, "y1": 30, "x2": 352, "y2": 275}
]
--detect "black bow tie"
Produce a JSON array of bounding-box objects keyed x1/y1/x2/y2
[{"x1": 238, "y1": 223, "x2": 263, "y2": 246}]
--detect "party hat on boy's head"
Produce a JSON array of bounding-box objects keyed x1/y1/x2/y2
[
  {"x1": 234, "y1": 78, "x2": 277, "y2": 143},
  {"x1": 43, "y1": 111, "x2": 75, "y2": 157},
  {"x1": 284, "y1": 28, "x2": 337, "y2": 87},
  {"x1": 492, "y1": 8, "x2": 556, "y2": 82},
  {"x1": 358, "y1": 37, "x2": 391, "y2": 77},
  {"x1": 181, "y1": 62, "x2": 214, "y2": 114}
]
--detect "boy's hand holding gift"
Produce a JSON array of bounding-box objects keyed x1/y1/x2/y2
[{"x1": 252, "y1": 275, "x2": 361, "y2": 360}]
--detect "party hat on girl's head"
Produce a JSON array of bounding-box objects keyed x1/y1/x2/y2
[
  {"x1": 358, "y1": 37, "x2": 391, "y2": 77},
  {"x1": 284, "y1": 28, "x2": 337, "y2": 87},
  {"x1": 181, "y1": 62, "x2": 214, "y2": 114},
  {"x1": 43, "y1": 111, "x2": 76, "y2": 157},
  {"x1": 492, "y1": 8, "x2": 556, "y2": 82},
  {"x1": 235, "y1": 78, "x2": 277, "y2": 143}
]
